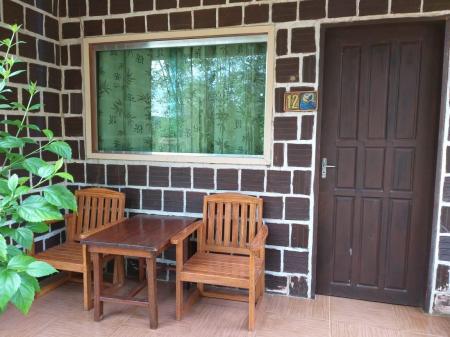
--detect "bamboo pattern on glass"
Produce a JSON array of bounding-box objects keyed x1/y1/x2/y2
[{"x1": 96, "y1": 42, "x2": 267, "y2": 155}]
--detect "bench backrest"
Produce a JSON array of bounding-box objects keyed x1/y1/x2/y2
[
  {"x1": 68, "y1": 188, "x2": 125, "y2": 241},
  {"x1": 199, "y1": 193, "x2": 263, "y2": 255}
]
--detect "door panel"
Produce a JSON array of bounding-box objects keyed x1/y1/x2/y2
[{"x1": 317, "y1": 23, "x2": 443, "y2": 306}]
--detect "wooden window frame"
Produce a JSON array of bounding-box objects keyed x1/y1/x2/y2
[{"x1": 82, "y1": 26, "x2": 275, "y2": 165}]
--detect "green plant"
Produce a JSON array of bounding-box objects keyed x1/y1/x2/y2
[{"x1": 0, "y1": 25, "x2": 76, "y2": 315}]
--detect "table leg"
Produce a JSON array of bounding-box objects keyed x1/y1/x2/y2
[
  {"x1": 92, "y1": 252, "x2": 104, "y2": 321},
  {"x1": 146, "y1": 257, "x2": 158, "y2": 329}
]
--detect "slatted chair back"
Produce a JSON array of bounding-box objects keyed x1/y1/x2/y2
[
  {"x1": 68, "y1": 188, "x2": 125, "y2": 242},
  {"x1": 199, "y1": 193, "x2": 263, "y2": 255}
]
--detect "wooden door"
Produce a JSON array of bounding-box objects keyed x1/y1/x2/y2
[{"x1": 317, "y1": 22, "x2": 443, "y2": 306}]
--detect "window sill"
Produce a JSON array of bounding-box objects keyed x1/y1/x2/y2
[{"x1": 86, "y1": 151, "x2": 271, "y2": 166}]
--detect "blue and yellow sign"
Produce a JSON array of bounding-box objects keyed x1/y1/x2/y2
[{"x1": 284, "y1": 91, "x2": 318, "y2": 112}]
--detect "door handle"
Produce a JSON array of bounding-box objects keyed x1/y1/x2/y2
[{"x1": 321, "y1": 158, "x2": 336, "y2": 179}]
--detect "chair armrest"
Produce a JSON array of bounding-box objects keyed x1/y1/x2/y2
[
  {"x1": 170, "y1": 220, "x2": 203, "y2": 245},
  {"x1": 249, "y1": 224, "x2": 268, "y2": 252},
  {"x1": 79, "y1": 218, "x2": 124, "y2": 240}
]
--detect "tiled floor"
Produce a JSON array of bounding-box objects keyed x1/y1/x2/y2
[{"x1": 1, "y1": 281, "x2": 449, "y2": 337}]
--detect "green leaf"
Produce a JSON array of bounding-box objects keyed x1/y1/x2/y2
[
  {"x1": 7, "y1": 255, "x2": 34, "y2": 271},
  {"x1": 25, "y1": 222, "x2": 49, "y2": 234},
  {"x1": 26, "y1": 261, "x2": 57, "y2": 278},
  {"x1": 0, "y1": 269, "x2": 21, "y2": 311},
  {"x1": 21, "y1": 137, "x2": 38, "y2": 145},
  {"x1": 7, "y1": 173, "x2": 18, "y2": 192},
  {"x1": 0, "y1": 179, "x2": 9, "y2": 194},
  {"x1": 11, "y1": 227, "x2": 34, "y2": 249},
  {"x1": 42, "y1": 129, "x2": 53, "y2": 140},
  {"x1": 20, "y1": 273, "x2": 40, "y2": 293},
  {"x1": 28, "y1": 103, "x2": 40, "y2": 111},
  {"x1": 23, "y1": 123, "x2": 40, "y2": 131},
  {"x1": 0, "y1": 234, "x2": 6, "y2": 261},
  {"x1": 55, "y1": 172, "x2": 74, "y2": 182},
  {"x1": 22, "y1": 157, "x2": 47, "y2": 175},
  {"x1": 17, "y1": 195, "x2": 63, "y2": 222},
  {"x1": 0, "y1": 136, "x2": 25, "y2": 149},
  {"x1": 14, "y1": 185, "x2": 30, "y2": 198},
  {"x1": 54, "y1": 158, "x2": 64, "y2": 172},
  {"x1": 0, "y1": 103, "x2": 11, "y2": 109},
  {"x1": 0, "y1": 119, "x2": 22, "y2": 127},
  {"x1": 7, "y1": 246, "x2": 22, "y2": 258},
  {"x1": 44, "y1": 185, "x2": 77, "y2": 211},
  {"x1": 37, "y1": 165, "x2": 54, "y2": 179},
  {"x1": 9, "y1": 69, "x2": 25, "y2": 78},
  {"x1": 46, "y1": 141, "x2": 72, "y2": 159},
  {"x1": 11, "y1": 279, "x2": 34, "y2": 315}
]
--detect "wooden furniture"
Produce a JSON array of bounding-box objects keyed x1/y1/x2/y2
[
  {"x1": 171, "y1": 193, "x2": 268, "y2": 331},
  {"x1": 33, "y1": 188, "x2": 126, "y2": 310},
  {"x1": 81, "y1": 215, "x2": 196, "y2": 329}
]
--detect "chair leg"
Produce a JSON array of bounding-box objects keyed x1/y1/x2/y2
[
  {"x1": 248, "y1": 283, "x2": 256, "y2": 331},
  {"x1": 176, "y1": 277, "x2": 183, "y2": 320},
  {"x1": 83, "y1": 269, "x2": 93, "y2": 310},
  {"x1": 139, "y1": 258, "x2": 145, "y2": 281},
  {"x1": 113, "y1": 256, "x2": 125, "y2": 286}
]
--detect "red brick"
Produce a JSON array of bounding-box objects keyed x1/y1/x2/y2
[
  {"x1": 284, "y1": 251, "x2": 308, "y2": 273},
  {"x1": 170, "y1": 12, "x2": 192, "y2": 30},
  {"x1": 285, "y1": 197, "x2": 309, "y2": 221},
  {"x1": 274, "y1": 117, "x2": 297, "y2": 141},
  {"x1": 244, "y1": 4, "x2": 269, "y2": 24},
  {"x1": 276, "y1": 58, "x2": 299, "y2": 83},
  {"x1": 110, "y1": 0, "x2": 131, "y2": 14},
  {"x1": 328, "y1": 0, "x2": 356, "y2": 18},
  {"x1": 276, "y1": 29, "x2": 288, "y2": 56},
  {"x1": 391, "y1": 0, "x2": 421, "y2": 13},
  {"x1": 291, "y1": 224, "x2": 308, "y2": 248},
  {"x1": 194, "y1": 9, "x2": 216, "y2": 29},
  {"x1": 164, "y1": 191, "x2": 184, "y2": 212},
  {"x1": 272, "y1": 2, "x2": 297, "y2": 22},
  {"x1": 133, "y1": 0, "x2": 153, "y2": 11},
  {"x1": 142, "y1": 190, "x2": 162, "y2": 210},
  {"x1": 126, "y1": 16, "x2": 146, "y2": 33},
  {"x1": 147, "y1": 14, "x2": 168, "y2": 31},
  {"x1": 287, "y1": 144, "x2": 312, "y2": 167},
  {"x1": 219, "y1": 6, "x2": 242, "y2": 27},
  {"x1": 293, "y1": 170, "x2": 311, "y2": 195},
  {"x1": 89, "y1": 0, "x2": 108, "y2": 15},
  {"x1": 299, "y1": 0, "x2": 325, "y2": 20},
  {"x1": 106, "y1": 18, "x2": 124, "y2": 34},
  {"x1": 273, "y1": 143, "x2": 284, "y2": 167},
  {"x1": 128, "y1": 165, "x2": 147, "y2": 186},
  {"x1": 291, "y1": 28, "x2": 316, "y2": 53}
]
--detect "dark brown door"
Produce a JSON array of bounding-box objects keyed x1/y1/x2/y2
[{"x1": 317, "y1": 22, "x2": 443, "y2": 306}]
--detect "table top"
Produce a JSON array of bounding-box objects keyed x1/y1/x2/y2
[{"x1": 80, "y1": 215, "x2": 197, "y2": 253}]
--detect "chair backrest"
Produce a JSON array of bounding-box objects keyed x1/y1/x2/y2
[
  {"x1": 69, "y1": 188, "x2": 125, "y2": 241},
  {"x1": 199, "y1": 193, "x2": 263, "y2": 255}
]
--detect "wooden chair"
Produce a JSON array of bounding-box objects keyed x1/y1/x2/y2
[
  {"x1": 170, "y1": 193, "x2": 268, "y2": 331},
  {"x1": 32, "y1": 188, "x2": 126, "y2": 310}
]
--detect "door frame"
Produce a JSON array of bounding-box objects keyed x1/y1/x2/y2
[{"x1": 311, "y1": 16, "x2": 450, "y2": 312}]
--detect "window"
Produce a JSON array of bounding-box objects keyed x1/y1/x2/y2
[{"x1": 84, "y1": 27, "x2": 274, "y2": 164}]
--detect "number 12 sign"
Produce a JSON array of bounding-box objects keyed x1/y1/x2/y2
[{"x1": 283, "y1": 91, "x2": 318, "y2": 112}]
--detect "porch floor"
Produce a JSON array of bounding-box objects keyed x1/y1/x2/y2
[{"x1": 1, "y1": 281, "x2": 449, "y2": 337}]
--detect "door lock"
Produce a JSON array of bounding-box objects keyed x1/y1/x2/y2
[{"x1": 321, "y1": 158, "x2": 336, "y2": 179}]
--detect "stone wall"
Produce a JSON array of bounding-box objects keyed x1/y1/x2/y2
[
  {"x1": 2, "y1": 0, "x2": 450, "y2": 313},
  {"x1": 1, "y1": 0, "x2": 67, "y2": 253}
]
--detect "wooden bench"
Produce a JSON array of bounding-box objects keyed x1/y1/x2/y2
[
  {"x1": 171, "y1": 193, "x2": 268, "y2": 331},
  {"x1": 32, "y1": 188, "x2": 126, "y2": 310}
]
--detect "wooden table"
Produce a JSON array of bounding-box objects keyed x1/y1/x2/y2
[{"x1": 80, "y1": 214, "x2": 196, "y2": 329}]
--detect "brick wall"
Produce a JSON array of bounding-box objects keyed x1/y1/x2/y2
[
  {"x1": 0, "y1": 0, "x2": 67, "y2": 254},
  {"x1": 2, "y1": 0, "x2": 450, "y2": 313},
  {"x1": 56, "y1": 0, "x2": 450, "y2": 306}
]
